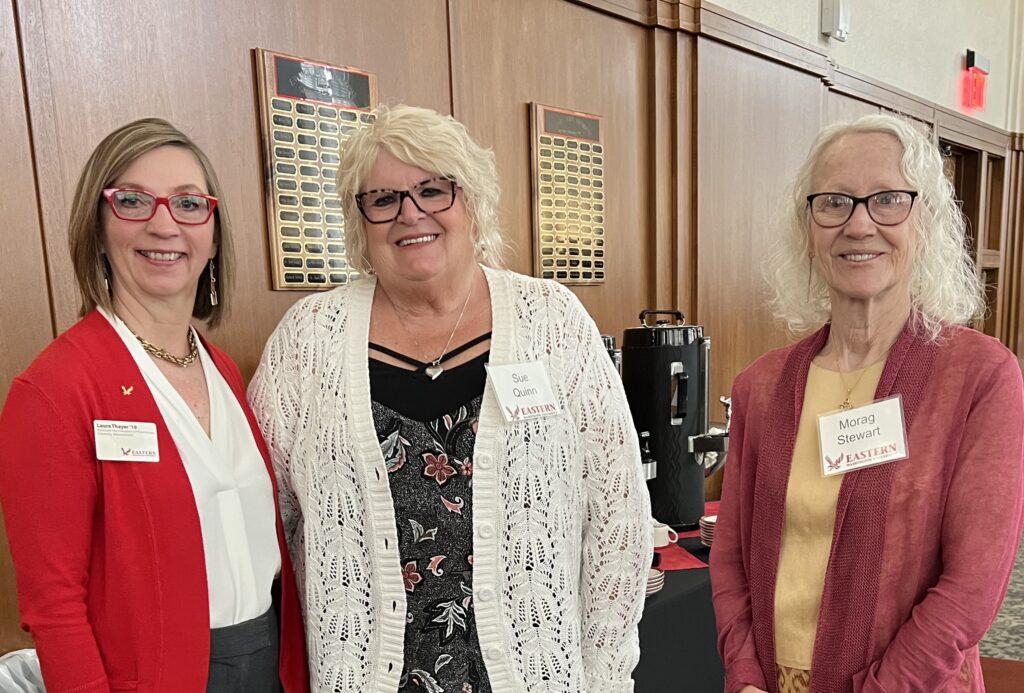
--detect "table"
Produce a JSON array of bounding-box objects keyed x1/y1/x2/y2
[{"x1": 634, "y1": 537, "x2": 724, "y2": 692}]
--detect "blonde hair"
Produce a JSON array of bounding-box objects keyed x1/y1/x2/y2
[
  {"x1": 68, "y1": 118, "x2": 233, "y2": 327},
  {"x1": 764, "y1": 114, "x2": 984, "y2": 340},
  {"x1": 336, "y1": 104, "x2": 506, "y2": 273}
]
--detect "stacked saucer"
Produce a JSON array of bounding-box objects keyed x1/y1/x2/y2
[
  {"x1": 646, "y1": 568, "x2": 665, "y2": 596},
  {"x1": 699, "y1": 514, "x2": 717, "y2": 547}
]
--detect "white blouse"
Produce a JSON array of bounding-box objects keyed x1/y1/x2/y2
[{"x1": 103, "y1": 310, "x2": 280, "y2": 628}]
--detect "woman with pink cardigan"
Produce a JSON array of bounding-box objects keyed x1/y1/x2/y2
[{"x1": 710, "y1": 114, "x2": 1023, "y2": 693}]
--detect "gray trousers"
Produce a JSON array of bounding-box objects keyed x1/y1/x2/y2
[{"x1": 206, "y1": 607, "x2": 282, "y2": 693}]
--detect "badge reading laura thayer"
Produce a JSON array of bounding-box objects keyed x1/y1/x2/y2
[
  {"x1": 815, "y1": 395, "x2": 908, "y2": 477},
  {"x1": 93, "y1": 420, "x2": 160, "y2": 463}
]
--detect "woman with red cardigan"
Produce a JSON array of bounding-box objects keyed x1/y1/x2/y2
[
  {"x1": 710, "y1": 114, "x2": 1023, "y2": 693},
  {"x1": 0, "y1": 119, "x2": 308, "y2": 692}
]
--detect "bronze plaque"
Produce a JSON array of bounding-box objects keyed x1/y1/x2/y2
[
  {"x1": 530, "y1": 103, "x2": 605, "y2": 285},
  {"x1": 255, "y1": 48, "x2": 378, "y2": 290}
]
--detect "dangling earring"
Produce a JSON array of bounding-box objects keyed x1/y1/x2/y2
[
  {"x1": 102, "y1": 258, "x2": 111, "y2": 296},
  {"x1": 208, "y1": 259, "x2": 218, "y2": 306}
]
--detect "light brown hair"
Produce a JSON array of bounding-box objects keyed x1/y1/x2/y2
[{"x1": 68, "y1": 118, "x2": 233, "y2": 327}]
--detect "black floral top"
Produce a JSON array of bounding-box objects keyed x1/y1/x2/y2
[{"x1": 370, "y1": 350, "x2": 491, "y2": 693}]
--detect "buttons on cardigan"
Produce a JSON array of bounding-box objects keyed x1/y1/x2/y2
[
  {"x1": 477, "y1": 523, "x2": 494, "y2": 539},
  {"x1": 485, "y1": 647, "x2": 503, "y2": 661},
  {"x1": 476, "y1": 454, "x2": 492, "y2": 470},
  {"x1": 478, "y1": 588, "x2": 495, "y2": 602}
]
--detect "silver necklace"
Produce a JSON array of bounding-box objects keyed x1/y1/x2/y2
[{"x1": 386, "y1": 278, "x2": 475, "y2": 380}]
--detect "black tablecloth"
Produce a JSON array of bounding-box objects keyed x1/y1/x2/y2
[{"x1": 634, "y1": 537, "x2": 724, "y2": 692}]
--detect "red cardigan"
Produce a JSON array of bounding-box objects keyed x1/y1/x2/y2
[
  {"x1": 0, "y1": 311, "x2": 309, "y2": 693},
  {"x1": 710, "y1": 322, "x2": 1024, "y2": 693}
]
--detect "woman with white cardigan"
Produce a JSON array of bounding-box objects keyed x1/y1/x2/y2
[{"x1": 250, "y1": 105, "x2": 651, "y2": 693}]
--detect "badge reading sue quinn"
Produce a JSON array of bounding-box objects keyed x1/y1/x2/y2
[{"x1": 486, "y1": 362, "x2": 562, "y2": 423}]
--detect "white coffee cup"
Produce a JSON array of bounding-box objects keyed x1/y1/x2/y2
[{"x1": 651, "y1": 520, "x2": 679, "y2": 548}]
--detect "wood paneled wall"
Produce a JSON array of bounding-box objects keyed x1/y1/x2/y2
[
  {"x1": 1007, "y1": 138, "x2": 1024, "y2": 362},
  {"x1": 695, "y1": 37, "x2": 824, "y2": 414},
  {"x1": 449, "y1": 0, "x2": 670, "y2": 332},
  {"x1": 0, "y1": 0, "x2": 53, "y2": 652},
  {"x1": 824, "y1": 92, "x2": 880, "y2": 127},
  {"x1": 0, "y1": 0, "x2": 52, "y2": 407},
  {"x1": 1, "y1": 0, "x2": 1021, "y2": 655},
  {"x1": 16, "y1": 0, "x2": 453, "y2": 378}
]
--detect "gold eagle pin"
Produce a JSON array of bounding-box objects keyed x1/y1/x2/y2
[{"x1": 121, "y1": 385, "x2": 134, "y2": 396}]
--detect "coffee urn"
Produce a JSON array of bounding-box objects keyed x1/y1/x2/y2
[{"x1": 621, "y1": 310, "x2": 727, "y2": 529}]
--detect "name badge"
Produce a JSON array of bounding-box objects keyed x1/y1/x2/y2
[
  {"x1": 93, "y1": 420, "x2": 160, "y2": 462},
  {"x1": 486, "y1": 361, "x2": 561, "y2": 423},
  {"x1": 817, "y1": 396, "x2": 907, "y2": 477}
]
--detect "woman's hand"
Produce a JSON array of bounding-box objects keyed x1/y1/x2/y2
[{"x1": 739, "y1": 686, "x2": 768, "y2": 693}]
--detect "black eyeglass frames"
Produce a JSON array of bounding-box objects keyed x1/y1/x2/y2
[
  {"x1": 806, "y1": 190, "x2": 918, "y2": 228},
  {"x1": 355, "y1": 177, "x2": 458, "y2": 224}
]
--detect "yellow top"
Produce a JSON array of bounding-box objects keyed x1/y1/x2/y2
[{"x1": 773, "y1": 359, "x2": 885, "y2": 669}]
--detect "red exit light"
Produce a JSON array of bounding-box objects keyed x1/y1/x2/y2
[{"x1": 961, "y1": 49, "x2": 989, "y2": 112}]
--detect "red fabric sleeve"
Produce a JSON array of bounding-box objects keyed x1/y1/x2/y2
[
  {"x1": 710, "y1": 371, "x2": 769, "y2": 693},
  {"x1": 0, "y1": 379, "x2": 112, "y2": 693},
  {"x1": 853, "y1": 349, "x2": 1024, "y2": 691}
]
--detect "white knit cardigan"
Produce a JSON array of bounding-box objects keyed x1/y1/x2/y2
[{"x1": 249, "y1": 266, "x2": 652, "y2": 693}]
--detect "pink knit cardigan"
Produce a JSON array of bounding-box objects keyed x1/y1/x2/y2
[{"x1": 710, "y1": 322, "x2": 1024, "y2": 693}]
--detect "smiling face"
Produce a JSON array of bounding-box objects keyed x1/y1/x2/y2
[
  {"x1": 809, "y1": 132, "x2": 917, "y2": 317},
  {"x1": 361, "y1": 149, "x2": 477, "y2": 285},
  {"x1": 101, "y1": 145, "x2": 217, "y2": 314}
]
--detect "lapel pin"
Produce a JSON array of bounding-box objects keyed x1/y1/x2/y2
[{"x1": 121, "y1": 385, "x2": 134, "y2": 396}]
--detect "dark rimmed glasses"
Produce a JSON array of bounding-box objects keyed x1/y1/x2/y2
[
  {"x1": 806, "y1": 189, "x2": 918, "y2": 228},
  {"x1": 102, "y1": 188, "x2": 218, "y2": 225},
  {"x1": 355, "y1": 177, "x2": 458, "y2": 224}
]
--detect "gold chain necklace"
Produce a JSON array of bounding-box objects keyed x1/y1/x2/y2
[
  {"x1": 132, "y1": 327, "x2": 198, "y2": 368},
  {"x1": 834, "y1": 350, "x2": 870, "y2": 411}
]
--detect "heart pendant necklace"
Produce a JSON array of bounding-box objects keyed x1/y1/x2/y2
[
  {"x1": 424, "y1": 280, "x2": 475, "y2": 379},
  {"x1": 387, "y1": 277, "x2": 475, "y2": 381}
]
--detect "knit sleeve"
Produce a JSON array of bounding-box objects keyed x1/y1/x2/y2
[
  {"x1": 853, "y1": 346, "x2": 1024, "y2": 692},
  {"x1": 566, "y1": 295, "x2": 652, "y2": 692},
  {"x1": 710, "y1": 367, "x2": 770, "y2": 693},
  {"x1": 0, "y1": 379, "x2": 112, "y2": 693},
  {"x1": 249, "y1": 301, "x2": 308, "y2": 544}
]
